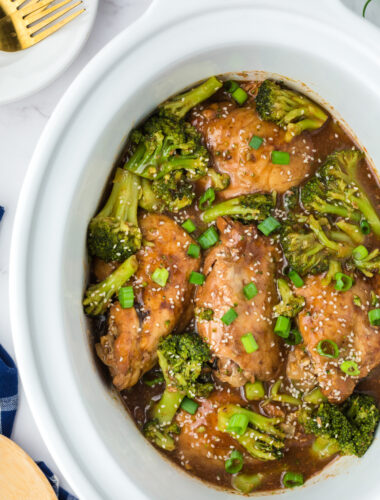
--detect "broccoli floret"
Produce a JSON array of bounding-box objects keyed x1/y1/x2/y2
[
  {"x1": 151, "y1": 170, "x2": 195, "y2": 212},
  {"x1": 283, "y1": 187, "x2": 299, "y2": 213},
  {"x1": 218, "y1": 404, "x2": 285, "y2": 461},
  {"x1": 302, "y1": 150, "x2": 380, "y2": 236},
  {"x1": 83, "y1": 255, "x2": 138, "y2": 315},
  {"x1": 280, "y1": 215, "x2": 353, "y2": 276},
  {"x1": 207, "y1": 168, "x2": 230, "y2": 191},
  {"x1": 273, "y1": 279, "x2": 305, "y2": 318},
  {"x1": 299, "y1": 394, "x2": 380, "y2": 459},
  {"x1": 87, "y1": 168, "x2": 142, "y2": 262},
  {"x1": 201, "y1": 193, "x2": 275, "y2": 224},
  {"x1": 159, "y1": 76, "x2": 223, "y2": 119},
  {"x1": 125, "y1": 115, "x2": 209, "y2": 182},
  {"x1": 143, "y1": 421, "x2": 180, "y2": 452},
  {"x1": 256, "y1": 80, "x2": 328, "y2": 142},
  {"x1": 139, "y1": 178, "x2": 164, "y2": 212},
  {"x1": 144, "y1": 332, "x2": 213, "y2": 450}
]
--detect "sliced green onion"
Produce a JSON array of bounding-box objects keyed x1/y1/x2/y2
[
  {"x1": 258, "y1": 216, "x2": 281, "y2": 236},
  {"x1": 187, "y1": 243, "x2": 200, "y2": 259},
  {"x1": 225, "y1": 449, "x2": 244, "y2": 474},
  {"x1": 189, "y1": 271, "x2": 205, "y2": 285},
  {"x1": 243, "y1": 282, "x2": 258, "y2": 300},
  {"x1": 249, "y1": 135, "x2": 263, "y2": 150},
  {"x1": 151, "y1": 267, "x2": 169, "y2": 287},
  {"x1": 225, "y1": 80, "x2": 239, "y2": 93},
  {"x1": 353, "y1": 245, "x2": 369, "y2": 260},
  {"x1": 368, "y1": 308, "x2": 380, "y2": 326},
  {"x1": 340, "y1": 360, "x2": 360, "y2": 377},
  {"x1": 245, "y1": 381, "x2": 265, "y2": 401},
  {"x1": 271, "y1": 150, "x2": 290, "y2": 165},
  {"x1": 181, "y1": 219, "x2": 196, "y2": 233},
  {"x1": 274, "y1": 316, "x2": 291, "y2": 338},
  {"x1": 221, "y1": 308, "x2": 238, "y2": 325},
  {"x1": 334, "y1": 272, "x2": 353, "y2": 292},
  {"x1": 241, "y1": 333, "x2": 258, "y2": 353},
  {"x1": 284, "y1": 329, "x2": 303, "y2": 346},
  {"x1": 232, "y1": 473, "x2": 262, "y2": 494},
  {"x1": 288, "y1": 270, "x2": 304, "y2": 288},
  {"x1": 227, "y1": 414, "x2": 249, "y2": 435},
  {"x1": 199, "y1": 188, "x2": 215, "y2": 210},
  {"x1": 360, "y1": 219, "x2": 371, "y2": 234},
  {"x1": 118, "y1": 286, "x2": 134, "y2": 309},
  {"x1": 198, "y1": 226, "x2": 219, "y2": 249},
  {"x1": 283, "y1": 472, "x2": 304, "y2": 488},
  {"x1": 316, "y1": 339, "x2": 339, "y2": 359},
  {"x1": 231, "y1": 87, "x2": 248, "y2": 105},
  {"x1": 180, "y1": 397, "x2": 199, "y2": 415}
]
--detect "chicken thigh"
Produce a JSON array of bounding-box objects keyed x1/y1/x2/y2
[
  {"x1": 191, "y1": 102, "x2": 314, "y2": 198},
  {"x1": 96, "y1": 214, "x2": 200, "y2": 390},
  {"x1": 293, "y1": 275, "x2": 380, "y2": 403},
  {"x1": 196, "y1": 217, "x2": 283, "y2": 386}
]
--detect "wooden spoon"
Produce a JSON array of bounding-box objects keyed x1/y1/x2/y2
[{"x1": 0, "y1": 435, "x2": 57, "y2": 499}]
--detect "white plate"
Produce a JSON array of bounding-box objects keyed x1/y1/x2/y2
[{"x1": 0, "y1": 0, "x2": 98, "y2": 105}]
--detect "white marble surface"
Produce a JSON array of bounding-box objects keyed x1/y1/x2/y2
[
  {"x1": 1, "y1": 0, "x2": 380, "y2": 497},
  {"x1": 0, "y1": 0, "x2": 151, "y2": 494}
]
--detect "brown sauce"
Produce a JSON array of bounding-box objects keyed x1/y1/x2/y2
[{"x1": 91, "y1": 79, "x2": 380, "y2": 494}]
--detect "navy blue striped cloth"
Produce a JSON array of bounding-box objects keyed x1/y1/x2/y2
[{"x1": 0, "y1": 344, "x2": 78, "y2": 500}]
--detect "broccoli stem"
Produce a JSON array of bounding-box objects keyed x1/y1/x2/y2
[
  {"x1": 232, "y1": 473, "x2": 263, "y2": 494},
  {"x1": 336, "y1": 220, "x2": 364, "y2": 245},
  {"x1": 206, "y1": 168, "x2": 230, "y2": 191},
  {"x1": 347, "y1": 192, "x2": 380, "y2": 237},
  {"x1": 83, "y1": 255, "x2": 138, "y2": 315},
  {"x1": 238, "y1": 429, "x2": 284, "y2": 461},
  {"x1": 160, "y1": 76, "x2": 223, "y2": 118},
  {"x1": 245, "y1": 381, "x2": 265, "y2": 401},
  {"x1": 202, "y1": 197, "x2": 253, "y2": 223},
  {"x1": 98, "y1": 168, "x2": 140, "y2": 226},
  {"x1": 308, "y1": 216, "x2": 352, "y2": 258},
  {"x1": 151, "y1": 389, "x2": 184, "y2": 426},
  {"x1": 139, "y1": 179, "x2": 163, "y2": 212},
  {"x1": 303, "y1": 387, "x2": 327, "y2": 405},
  {"x1": 270, "y1": 380, "x2": 302, "y2": 406},
  {"x1": 321, "y1": 259, "x2": 341, "y2": 287},
  {"x1": 311, "y1": 436, "x2": 340, "y2": 459}
]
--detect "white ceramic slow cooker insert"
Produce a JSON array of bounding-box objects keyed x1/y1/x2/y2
[{"x1": 10, "y1": 1, "x2": 380, "y2": 499}]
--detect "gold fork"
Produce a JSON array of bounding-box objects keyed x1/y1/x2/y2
[{"x1": 0, "y1": 0, "x2": 85, "y2": 52}]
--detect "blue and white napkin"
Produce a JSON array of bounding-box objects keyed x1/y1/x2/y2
[{"x1": 0, "y1": 344, "x2": 78, "y2": 500}]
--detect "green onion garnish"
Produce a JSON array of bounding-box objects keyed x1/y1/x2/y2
[
  {"x1": 334, "y1": 272, "x2": 353, "y2": 292},
  {"x1": 243, "y1": 282, "x2": 258, "y2": 300},
  {"x1": 316, "y1": 339, "x2": 339, "y2": 359},
  {"x1": 231, "y1": 87, "x2": 248, "y2": 105},
  {"x1": 225, "y1": 80, "x2": 239, "y2": 93},
  {"x1": 271, "y1": 150, "x2": 290, "y2": 165},
  {"x1": 363, "y1": 0, "x2": 373, "y2": 18},
  {"x1": 187, "y1": 243, "x2": 200, "y2": 259},
  {"x1": 257, "y1": 216, "x2": 281, "y2": 236},
  {"x1": 284, "y1": 329, "x2": 303, "y2": 346},
  {"x1": 180, "y1": 397, "x2": 199, "y2": 415},
  {"x1": 181, "y1": 219, "x2": 196, "y2": 233},
  {"x1": 274, "y1": 316, "x2": 291, "y2": 338},
  {"x1": 198, "y1": 226, "x2": 219, "y2": 249},
  {"x1": 368, "y1": 308, "x2": 380, "y2": 326},
  {"x1": 360, "y1": 219, "x2": 371, "y2": 235},
  {"x1": 288, "y1": 270, "x2": 304, "y2": 288},
  {"x1": 221, "y1": 308, "x2": 238, "y2": 325},
  {"x1": 225, "y1": 449, "x2": 244, "y2": 474},
  {"x1": 151, "y1": 268, "x2": 169, "y2": 287},
  {"x1": 227, "y1": 414, "x2": 249, "y2": 435},
  {"x1": 118, "y1": 286, "x2": 134, "y2": 308},
  {"x1": 353, "y1": 245, "x2": 369, "y2": 260},
  {"x1": 340, "y1": 360, "x2": 360, "y2": 377},
  {"x1": 199, "y1": 188, "x2": 215, "y2": 211},
  {"x1": 189, "y1": 271, "x2": 205, "y2": 285},
  {"x1": 283, "y1": 472, "x2": 304, "y2": 488},
  {"x1": 249, "y1": 135, "x2": 263, "y2": 150},
  {"x1": 241, "y1": 333, "x2": 258, "y2": 353}
]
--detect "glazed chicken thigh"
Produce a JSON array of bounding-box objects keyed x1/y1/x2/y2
[
  {"x1": 191, "y1": 102, "x2": 314, "y2": 198},
  {"x1": 289, "y1": 275, "x2": 380, "y2": 403},
  {"x1": 196, "y1": 217, "x2": 283, "y2": 386},
  {"x1": 96, "y1": 214, "x2": 200, "y2": 390}
]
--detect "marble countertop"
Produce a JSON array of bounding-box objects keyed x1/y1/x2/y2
[
  {"x1": 1, "y1": 0, "x2": 380, "y2": 497},
  {"x1": 0, "y1": 0, "x2": 150, "y2": 494}
]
